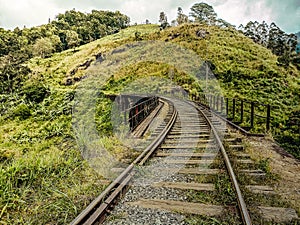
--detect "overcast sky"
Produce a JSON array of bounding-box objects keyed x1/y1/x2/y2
[{"x1": 0, "y1": 0, "x2": 299, "y2": 33}]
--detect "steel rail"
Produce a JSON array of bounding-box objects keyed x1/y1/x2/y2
[
  {"x1": 196, "y1": 101, "x2": 265, "y2": 137},
  {"x1": 70, "y1": 99, "x2": 177, "y2": 225},
  {"x1": 191, "y1": 101, "x2": 252, "y2": 225}
]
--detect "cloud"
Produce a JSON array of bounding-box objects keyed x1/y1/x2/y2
[
  {"x1": 0, "y1": 0, "x2": 59, "y2": 28},
  {"x1": 214, "y1": 0, "x2": 273, "y2": 26},
  {"x1": 119, "y1": 0, "x2": 173, "y2": 24},
  {"x1": 213, "y1": 0, "x2": 299, "y2": 33},
  {"x1": 264, "y1": 0, "x2": 300, "y2": 33}
]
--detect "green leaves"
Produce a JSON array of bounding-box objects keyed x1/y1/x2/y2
[
  {"x1": 13, "y1": 103, "x2": 31, "y2": 120},
  {"x1": 190, "y1": 3, "x2": 217, "y2": 25},
  {"x1": 22, "y1": 83, "x2": 49, "y2": 103},
  {"x1": 240, "y1": 21, "x2": 299, "y2": 67},
  {"x1": 33, "y1": 37, "x2": 55, "y2": 58}
]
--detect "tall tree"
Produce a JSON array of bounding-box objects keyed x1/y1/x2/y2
[
  {"x1": 176, "y1": 7, "x2": 188, "y2": 25},
  {"x1": 159, "y1": 12, "x2": 169, "y2": 29},
  {"x1": 189, "y1": 3, "x2": 217, "y2": 25},
  {"x1": 286, "y1": 33, "x2": 298, "y2": 53},
  {"x1": 268, "y1": 22, "x2": 286, "y2": 56},
  {"x1": 65, "y1": 30, "x2": 80, "y2": 51},
  {"x1": 296, "y1": 32, "x2": 300, "y2": 53},
  {"x1": 243, "y1": 21, "x2": 260, "y2": 42},
  {"x1": 33, "y1": 37, "x2": 55, "y2": 58},
  {"x1": 240, "y1": 21, "x2": 298, "y2": 67},
  {"x1": 256, "y1": 21, "x2": 269, "y2": 47}
]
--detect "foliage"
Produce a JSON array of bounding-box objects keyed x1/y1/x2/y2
[
  {"x1": 176, "y1": 7, "x2": 189, "y2": 25},
  {"x1": 0, "y1": 6, "x2": 299, "y2": 223},
  {"x1": 296, "y1": 32, "x2": 300, "y2": 53},
  {"x1": 33, "y1": 37, "x2": 55, "y2": 58},
  {"x1": 239, "y1": 21, "x2": 299, "y2": 67},
  {"x1": 0, "y1": 24, "x2": 159, "y2": 223},
  {"x1": 146, "y1": 23, "x2": 299, "y2": 158},
  {"x1": 0, "y1": 52, "x2": 31, "y2": 94},
  {"x1": 66, "y1": 30, "x2": 80, "y2": 50},
  {"x1": 276, "y1": 106, "x2": 300, "y2": 158},
  {"x1": 13, "y1": 103, "x2": 31, "y2": 120},
  {"x1": 22, "y1": 82, "x2": 49, "y2": 103},
  {"x1": 0, "y1": 9, "x2": 130, "y2": 95},
  {"x1": 159, "y1": 12, "x2": 170, "y2": 30},
  {"x1": 190, "y1": 3, "x2": 217, "y2": 25}
]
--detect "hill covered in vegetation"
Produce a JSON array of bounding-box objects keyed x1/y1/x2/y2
[
  {"x1": 0, "y1": 5, "x2": 299, "y2": 224},
  {"x1": 0, "y1": 9, "x2": 129, "y2": 94},
  {"x1": 296, "y1": 31, "x2": 300, "y2": 53}
]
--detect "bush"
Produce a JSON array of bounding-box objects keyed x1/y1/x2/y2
[
  {"x1": 22, "y1": 83, "x2": 49, "y2": 103},
  {"x1": 13, "y1": 103, "x2": 31, "y2": 120}
]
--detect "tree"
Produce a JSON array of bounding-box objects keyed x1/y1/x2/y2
[
  {"x1": 189, "y1": 3, "x2": 217, "y2": 25},
  {"x1": 256, "y1": 21, "x2": 269, "y2": 47},
  {"x1": 159, "y1": 12, "x2": 169, "y2": 29},
  {"x1": 243, "y1": 21, "x2": 260, "y2": 42},
  {"x1": 33, "y1": 37, "x2": 54, "y2": 58},
  {"x1": 0, "y1": 29, "x2": 21, "y2": 56},
  {"x1": 0, "y1": 53, "x2": 31, "y2": 93},
  {"x1": 176, "y1": 7, "x2": 188, "y2": 25},
  {"x1": 296, "y1": 32, "x2": 300, "y2": 54},
  {"x1": 66, "y1": 30, "x2": 80, "y2": 51},
  {"x1": 49, "y1": 34, "x2": 63, "y2": 52},
  {"x1": 240, "y1": 20, "x2": 298, "y2": 67},
  {"x1": 215, "y1": 18, "x2": 234, "y2": 28},
  {"x1": 268, "y1": 22, "x2": 286, "y2": 56},
  {"x1": 286, "y1": 33, "x2": 298, "y2": 53},
  {"x1": 0, "y1": 8, "x2": 132, "y2": 95},
  {"x1": 23, "y1": 27, "x2": 43, "y2": 45}
]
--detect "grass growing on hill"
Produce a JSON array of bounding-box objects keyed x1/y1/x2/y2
[
  {"x1": 0, "y1": 23, "x2": 299, "y2": 223},
  {"x1": 0, "y1": 24, "x2": 159, "y2": 224},
  {"x1": 145, "y1": 24, "x2": 300, "y2": 157}
]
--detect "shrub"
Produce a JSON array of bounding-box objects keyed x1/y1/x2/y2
[
  {"x1": 13, "y1": 103, "x2": 31, "y2": 120},
  {"x1": 22, "y1": 83, "x2": 49, "y2": 103}
]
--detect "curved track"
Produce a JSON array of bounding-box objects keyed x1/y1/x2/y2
[{"x1": 72, "y1": 97, "x2": 253, "y2": 224}]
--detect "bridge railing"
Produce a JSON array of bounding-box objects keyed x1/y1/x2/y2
[
  {"x1": 113, "y1": 95, "x2": 159, "y2": 132},
  {"x1": 190, "y1": 93, "x2": 272, "y2": 133},
  {"x1": 127, "y1": 96, "x2": 159, "y2": 131}
]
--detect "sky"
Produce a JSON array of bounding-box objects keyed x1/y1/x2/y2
[{"x1": 0, "y1": 0, "x2": 299, "y2": 33}]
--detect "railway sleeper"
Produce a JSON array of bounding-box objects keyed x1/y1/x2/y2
[
  {"x1": 256, "y1": 206, "x2": 299, "y2": 223},
  {"x1": 128, "y1": 199, "x2": 224, "y2": 217}
]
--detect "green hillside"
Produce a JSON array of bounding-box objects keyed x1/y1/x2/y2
[
  {"x1": 0, "y1": 23, "x2": 299, "y2": 223},
  {"x1": 296, "y1": 32, "x2": 300, "y2": 53}
]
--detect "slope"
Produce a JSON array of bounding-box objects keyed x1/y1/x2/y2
[{"x1": 0, "y1": 23, "x2": 299, "y2": 223}]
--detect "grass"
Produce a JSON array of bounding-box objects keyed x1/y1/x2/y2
[
  {"x1": 145, "y1": 24, "x2": 299, "y2": 157},
  {"x1": 0, "y1": 22, "x2": 299, "y2": 223},
  {"x1": 225, "y1": 134, "x2": 299, "y2": 224},
  {"x1": 0, "y1": 24, "x2": 160, "y2": 223}
]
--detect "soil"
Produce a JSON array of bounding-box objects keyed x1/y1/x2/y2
[{"x1": 244, "y1": 135, "x2": 300, "y2": 215}]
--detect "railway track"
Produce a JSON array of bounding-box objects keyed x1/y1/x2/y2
[{"x1": 71, "y1": 97, "x2": 299, "y2": 225}]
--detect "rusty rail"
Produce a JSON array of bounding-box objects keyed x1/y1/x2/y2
[
  {"x1": 190, "y1": 93, "x2": 272, "y2": 133},
  {"x1": 71, "y1": 97, "x2": 253, "y2": 225},
  {"x1": 70, "y1": 99, "x2": 177, "y2": 225},
  {"x1": 189, "y1": 101, "x2": 252, "y2": 225}
]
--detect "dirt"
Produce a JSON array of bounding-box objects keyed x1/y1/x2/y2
[{"x1": 244, "y1": 135, "x2": 300, "y2": 215}]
